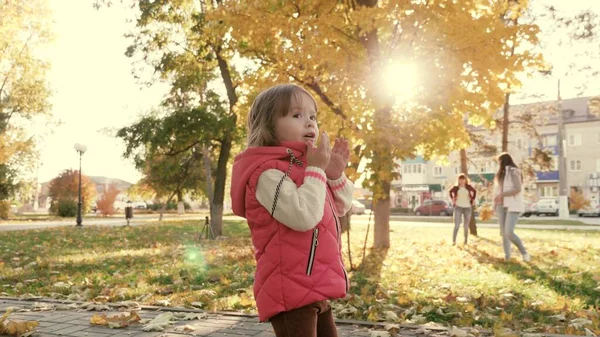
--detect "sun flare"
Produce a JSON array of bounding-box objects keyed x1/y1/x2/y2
[{"x1": 382, "y1": 62, "x2": 420, "y2": 103}]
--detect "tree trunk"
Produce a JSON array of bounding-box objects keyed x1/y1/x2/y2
[
  {"x1": 159, "y1": 191, "x2": 177, "y2": 221},
  {"x1": 340, "y1": 212, "x2": 352, "y2": 233},
  {"x1": 177, "y1": 191, "x2": 184, "y2": 214},
  {"x1": 460, "y1": 149, "x2": 477, "y2": 236},
  {"x1": 210, "y1": 135, "x2": 232, "y2": 237},
  {"x1": 373, "y1": 180, "x2": 391, "y2": 248},
  {"x1": 211, "y1": 46, "x2": 237, "y2": 238},
  {"x1": 501, "y1": 93, "x2": 510, "y2": 152},
  {"x1": 356, "y1": 0, "x2": 393, "y2": 248}
]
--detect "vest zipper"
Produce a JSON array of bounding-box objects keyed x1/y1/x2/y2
[
  {"x1": 326, "y1": 194, "x2": 349, "y2": 291},
  {"x1": 306, "y1": 228, "x2": 319, "y2": 276}
]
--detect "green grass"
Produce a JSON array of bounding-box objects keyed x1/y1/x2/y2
[{"x1": 1, "y1": 220, "x2": 599, "y2": 334}]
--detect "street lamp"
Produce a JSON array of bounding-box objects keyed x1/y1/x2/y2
[{"x1": 74, "y1": 143, "x2": 87, "y2": 226}]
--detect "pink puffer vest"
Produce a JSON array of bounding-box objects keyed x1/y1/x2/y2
[{"x1": 230, "y1": 141, "x2": 348, "y2": 322}]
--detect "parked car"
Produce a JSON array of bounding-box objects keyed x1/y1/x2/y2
[
  {"x1": 351, "y1": 200, "x2": 366, "y2": 215},
  {"x1": 415, "y1": 200, "x2": 453, "y2": 216},
  {"x1": 578, "y1": 200, "x2": 600, "y2": 217},
  {"x1": 521, "y1": 202, "x2": 537, "y2": 217},
  {"x1": 535, "y1": 198, "x2": 559, "y2": 216}
]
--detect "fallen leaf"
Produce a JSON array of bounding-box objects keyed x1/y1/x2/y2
[
  {"x1": 571, "y1": 318, "x2": 593, "y2": 329},
  {"x1": 174, "y1": 324, "x2": 196, "y2": 332},
  {"x1": 89, "y1": 311, "x2": 141, "y2": 329},
  {"x1": 141, "y1": 312, "x2": 175, "y2": 332},
  {"x1": 384, "y1": 311, "x2": 399, "y2": 322},
  {"x1": 450, "y1": 326, "x2": 468, "y2": 337},
  {"x1": 0, "y1": 311, "x2": 40, "y2": 337},
  {"x1": 370, "y1": 331, "x2": 391, "y2": 337}
]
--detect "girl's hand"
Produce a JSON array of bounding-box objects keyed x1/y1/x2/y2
[
  {"x1": 307, "y1": 132, "x2": 331, "y2": 171},
  {"x1": 325, "y1": 137, "x2": 350, "y2": 180},
  {"x1": 493, "y1": 195, "x2": 502, "y2": 204}
]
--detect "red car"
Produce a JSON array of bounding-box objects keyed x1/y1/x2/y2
[{"x1": 414, "y1": 200, "x2": 453, "y2": 216}]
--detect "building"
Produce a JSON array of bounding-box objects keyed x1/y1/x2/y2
[{"x1": 392, "y1": 96, "x2": 600, "y2": 207}]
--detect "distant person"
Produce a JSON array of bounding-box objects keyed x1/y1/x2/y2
[
  {"x1": 448, "y1": 174, "x2": 477, "y2": 245},
  {"x1": 230, "y1": 84, "x2": 353, "y2": 337},
  {"x1": 493, "y1": 152, "x2": 530, "y2": 262}
]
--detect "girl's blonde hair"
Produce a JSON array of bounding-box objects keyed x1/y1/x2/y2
[{"x1": 247, "y1": 84, "x2": 317, "y2": 147}]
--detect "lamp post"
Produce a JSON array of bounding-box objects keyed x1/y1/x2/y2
[{"x1": 74, "y1": 143, "x2": 87, "y2": 226}]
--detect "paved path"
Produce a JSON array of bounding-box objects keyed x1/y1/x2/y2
[{"x1": 0, "y1": 297, "x2": 462, "y2": 337}]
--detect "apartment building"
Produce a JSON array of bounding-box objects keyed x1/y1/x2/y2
[{"x1": 392, "y1": 96, "x2": 600, "y2": 208}]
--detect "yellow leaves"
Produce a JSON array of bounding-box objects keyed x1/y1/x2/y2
[
  {"x1": 478, "y1": 205, "x2": 494, "y2": 221},
  {"x1": 0, "y1": 311, "x2": 39, "y2": 337},
  {"x1": 90, "y1": 311, "x2": 141, "y2": 329}
]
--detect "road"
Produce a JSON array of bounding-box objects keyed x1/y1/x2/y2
[{"x1": 2, "y1": 213, "x2": 599, "y2": 232}]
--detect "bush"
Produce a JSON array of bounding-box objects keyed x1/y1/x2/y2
[
  {"x1": 50, "y1": 199, "x2": 78, "y2": 217},
  {"x1": 0, "y1": 201, "x2": 11, "y2": 220}
]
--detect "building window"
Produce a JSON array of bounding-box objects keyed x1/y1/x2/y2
[
  {"x1": 543, "y1": 135, "x2": 557, "y2": 147},
  {"x1": 568, "y1": 133, "x2": 582, "y2": 146},
  {"x1": 569, "y1": 160, "x2": 581, "y2": 171},
  {"x1": 551, "y1": 156, "x2": 559, "y2": 171},
  {"x1": 417, "y1": 164, "x2": 421, "y2": 174},
  {"x1": 434, "y1": 166, "x2": 443, "y2": 176},
  {"x1": 541, "y1": 186, "x2": 558, "y2": 197},
  {"x1": 516, "y1": 138, "x2": 523, "y2": 149},
  {"x1": 454, "y1": 167, "x2": 459, "y2": 175}
]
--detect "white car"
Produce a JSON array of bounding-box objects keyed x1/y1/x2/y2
[
  {"x1": 351, "y1": 200, "x2": 366, "y2": 215},
  {"x1": 578, "y1": 200, "x2": 600, "y2": 217},
  {"x1": 535, "y1": 198, "x2": 559, "y2": 216}
]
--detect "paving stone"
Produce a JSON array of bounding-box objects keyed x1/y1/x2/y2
[
  {"x1": 51, "y1": 324, "x2": 91, "y2": 336},
  {"x1": 41, "y1": 323, "x2": 75, "y2": 332}
]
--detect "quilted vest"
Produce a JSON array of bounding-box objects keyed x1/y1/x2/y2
[{"x1": 231, "y1": 142, "x2": 348, "y2": 322}]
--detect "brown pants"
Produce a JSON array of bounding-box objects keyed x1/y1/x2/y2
[{"x1": 270, "y1": 300, "x2": 338, "y2": 337}]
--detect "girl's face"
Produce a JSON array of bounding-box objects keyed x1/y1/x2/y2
[
  {"x1": 459, "y1": 178, "x2": 466, "y2": 187},
  {"x1": 274, "y1": 93, "x2": 319, "y2": 145}
]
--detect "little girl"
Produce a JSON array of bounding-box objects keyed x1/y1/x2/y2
[{"x1": 230, "y1": 84, "x2": 354, "y2": 337}]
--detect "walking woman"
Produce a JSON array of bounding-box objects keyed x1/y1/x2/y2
[
  {"x1": 493, "y1": 153, "x2": 530, "y2": 262},
  {"x1": 449, "y1": 174, "x2": 477, "y2": 245}
]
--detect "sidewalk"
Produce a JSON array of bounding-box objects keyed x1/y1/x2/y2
[{"x1": 0, "y1": 297, "x2": 474, "y2": 337}]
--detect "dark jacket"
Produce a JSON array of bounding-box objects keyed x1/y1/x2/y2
[{"x1": 449, "y1": 184, "x2": 477, "y2": 206}]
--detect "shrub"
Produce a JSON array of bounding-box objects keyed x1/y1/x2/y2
[
  {"x1": 0, "y1": 201, "x2": 11, "y2": 220},
  {"x1": 96, "y1": 184, "x2": 120, "y2": 217},
  {"x1": 50, "y1": 199, "x2": 78, "y2": 217}
]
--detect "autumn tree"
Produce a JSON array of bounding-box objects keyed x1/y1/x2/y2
[
  {"x1": 48, "y1": 170, "x2": 97, "y2": 216},
  {"x1": 117, "y1": 91, "x2": 233, "y2": 221},
  {"x1": 0, "y1": 0, "x2": 52, "y2": 199},
  {"x1": 96, "y1": 184, "x2": 120, "y2": 216},
  {"x1": 217, "y1": 0, "x2": 543, "y2": 247},
  {"x1": 569, "y1": 188, "x2": 590, "y2": 212},
  {"x1": 108, "y1": 0, "x2": 242, "y2": 236}
]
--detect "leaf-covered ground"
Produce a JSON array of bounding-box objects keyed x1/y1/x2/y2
[{"x1": 0, "y1": 220, "x2": 598, "y2": 335}]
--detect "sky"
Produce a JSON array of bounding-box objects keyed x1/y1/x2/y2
[
  {"x1": 34, "y1": 1, "x2": 169, "y2": 184},
  {"x1": 32, "y1": 0, "x2": 600, "y2": 185}
]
